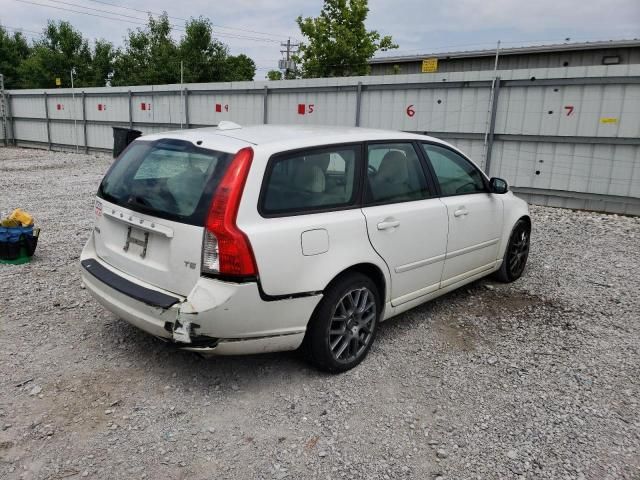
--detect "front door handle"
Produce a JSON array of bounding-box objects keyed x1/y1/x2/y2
[
  {"x1": 377, "y1": 219, "x2": 400, "y2": 230},
  {"x1": 453, "y1": 208, "x2": 469, "y2": 217}
]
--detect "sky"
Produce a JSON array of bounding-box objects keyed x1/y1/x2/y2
[{"x1": 2, "y1": 0, "x2": 640, "y2": 78}]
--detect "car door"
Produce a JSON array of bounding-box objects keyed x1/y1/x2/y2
[
  {"x1": 420, "y1": 143, "x2": 503, "y2": 287},
  {"x1": 361, "y1": 142, "x2": 449, "y2": 307}
]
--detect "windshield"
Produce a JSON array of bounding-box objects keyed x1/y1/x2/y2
[{"x1": 98, "y1": 139, "x2": 234, "y2": 225}]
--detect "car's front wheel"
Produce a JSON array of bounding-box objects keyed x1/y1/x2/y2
[
  {"x1": 495, "y1": 218, "x2": 530, "y2": 282},
  {"x1": 304, "y1": 273, "x2": 380, "y2": 373}
]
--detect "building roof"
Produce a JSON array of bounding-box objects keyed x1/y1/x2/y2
[{"x1": 369, "y1": 39, "x2": 640, "y2": 64}]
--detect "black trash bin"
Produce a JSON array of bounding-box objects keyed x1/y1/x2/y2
[{"x1": 113, "y1": 127, "x2": 142, "y2": 157}]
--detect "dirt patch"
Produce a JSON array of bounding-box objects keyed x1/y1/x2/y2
[{"x1": 432, "y1": 286, "x2": 558, "y2": 351}]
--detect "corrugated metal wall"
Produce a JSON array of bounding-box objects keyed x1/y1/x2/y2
[
  {"x1": 2, "y1": 65, "x2": 639, "y2": 214},
  {"x1": 369, "y1": 46, "x2": 640, "y2": 75}
]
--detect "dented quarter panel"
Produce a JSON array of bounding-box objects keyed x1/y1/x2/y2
[
  {"x1": 184, "y1": 333, "x2": 306, "y2": 356},
  {"x1": 178, "y1": 276, "x2": 321, "y2": 339}
]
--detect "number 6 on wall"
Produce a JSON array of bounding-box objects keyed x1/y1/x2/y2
[{"x1": 406, "y1": 105, "x2": 415, "y2": 117}]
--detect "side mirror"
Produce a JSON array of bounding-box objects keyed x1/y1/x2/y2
[{"x1": 490, "y1": 177, "x2": 509, "y2": 194}]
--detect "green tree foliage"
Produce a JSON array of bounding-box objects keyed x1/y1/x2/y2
[
  {"x1": 113, "y1": 15, "x2": 255, "y2": 85},
  {"x1": 178, "y1": 17, "x2": 228, "y2": 83},
  {"x1": 224, "y1": 54, "x2": 256, "y2": 81},
  {"x1": 113, "y1": 14, "x2": 179, "y2": 86},
  {"x1": 0, "y1": 27, "x2": 30, "y2": 89},
  {"x1": 266, "y1": 69, "x2": 283, "y2": 80},
  {"x1": 293, "y1": 0, "x2": 397, "y2": 78},
  {"x1": 18, "y1": 21, "x2": 92, "y2": 88},
  {"x1": 91, "y1": 40, "x2": 117, "y2": 87},
  {"x1": 1, "y1": 15, "x2": 258, "y2": 89}
]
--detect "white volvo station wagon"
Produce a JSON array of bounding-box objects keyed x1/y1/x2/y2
[{"x1": 81, "y1": 123, "x2": 531, "y2": 372}]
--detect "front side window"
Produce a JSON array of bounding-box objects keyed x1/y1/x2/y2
[
  {"x1": 366, "y1": 143, "x2": 431, "y2": 204},
  {"x1": 98, "y1": 139, "x2": 233, "y2": 225},
  {"x1": 422, "y1": 144, "x2": 487, "y2": 196},
  {"x1": 261, "y1": 145, "x2": 359, "y2": 215}
]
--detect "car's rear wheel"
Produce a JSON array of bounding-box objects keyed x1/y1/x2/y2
[
  {"x1": 494, "y1": 219, "x2": 530, "y2": 282},
  {"x1": 304, "y1": 273, "x2": 380, "y2": 373}
]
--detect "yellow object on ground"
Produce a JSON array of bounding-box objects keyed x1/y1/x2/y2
[
  {"x1": 4, "y1": 208, "x2": 34, "y2": 227},
  {"x1": 0, "y1": 218, "x2": 21, "y2": 227}
]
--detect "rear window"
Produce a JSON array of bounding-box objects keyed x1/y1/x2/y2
[{"x1": 98, "y1": 139, "x2": 234, "y2": 225}]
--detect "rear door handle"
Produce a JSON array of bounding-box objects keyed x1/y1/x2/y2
[
  {"x1": 377, "y1": 220, "x2": 400, "y2": 230},
  {"x1": 453, "y1": 208, "x2": 469, "y2": 217}
]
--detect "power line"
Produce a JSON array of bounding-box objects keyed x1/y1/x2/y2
[
  {"x1": 12, "y1": 0, "x2": 282, "y2": 43},
  {"x1": 14, "y1": 0, "x2": 170, "y2": 27},
  {"x1": 81, "y1": 0, "x2": 293, "y2": 40},
  {"x1": 2, "y1": 25, "x2": 43, "y2": 36},
  {"x1": 51, "y1": 0, "x2": 152, "y2": 22}
]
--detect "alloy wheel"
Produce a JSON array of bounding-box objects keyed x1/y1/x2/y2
[
  {"x1": 328, "y1": 287, "x2": 377, "y2": 363},
  {"x1": 507, "y1": 226, "x2": 530, "y2": 278}
]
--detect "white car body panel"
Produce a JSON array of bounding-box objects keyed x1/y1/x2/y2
[
  {"x1": 439, "y1": 193, "x2": 504, "y2": 286},
  {"x1": 80, "y1": 124, "x2": 530, "y2": 357},
  {"x1": 93, "y1": 200, "x2": 205, "y2": 296},
  {"x1": 361, "y1": 198, "x2": 448, "y2": 306}
]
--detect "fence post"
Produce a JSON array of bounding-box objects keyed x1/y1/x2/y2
[
  {"x1": 263, "y1": 86, "x2": 268, "y2": 124},
  {"x1": 0, "y1": 74, "x2": 7, "y2": 146},
  {"x1": 484, "y1": 77, "x2": 501, "y2": 176},
  {"x1": 184, "y1": 88, "x2": 190, "y2": 129},
  {"x1": 128, "y1": 90, "x2": 133, "y2": 129},
  {"x1": 355, "y1": 81, "x2": 363, "y2": 127},
  {"x1": 82, "y1": 91, "x2": 88, "y2": 153},
  {"x1": 7, "y1": 93, "x2": 15, "y2": 146},
  {"x1": 44, "y1": 91, "x2": 51, "y2": 150}
]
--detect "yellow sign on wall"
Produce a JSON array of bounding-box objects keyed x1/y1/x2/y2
[
  {"x1": 600, "y1": 117, "x2": 618, "y2": 124},
  {"x1": 421, "y1": 58, "x2": 438, "y2": 73},
  {"x1": 55, "y1": 78, "x2": 61, "y2": 86}
]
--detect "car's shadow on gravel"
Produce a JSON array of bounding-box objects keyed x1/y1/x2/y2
[{"x1": 97, "y1": 276, "x2": 554, "y2": 394}]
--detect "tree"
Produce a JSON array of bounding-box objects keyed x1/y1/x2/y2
[
  {"x1": 224, "y1": 54, "x2": 255, "y2": 81},
  {"x1": 1, "y1": 15, "x2": 258, "y2": 89},
  {"x1": 113, "y1": 13, "x2": 179, "y2": 86},
  {"x1": 90, "y1": 39, "x2": 117, "y2": 87},
  {"x1": 178, "y1": 17, "x2": 228, "y2": 83},
  {"x1": 18, "y1": 21, "x2": 92, "y2": 88},
  {"x1": 0, "y1": 27, "x2": 30, "y2": 89},
  {"x1": 293, "y1": 0, "x2": 397, "y2": 78},
  {"x1": 114, "y1": 14, "x2": 256, "y2": 85},
  {"x1": 266, "y1": 70, "x2": 283, "y2": 81}
]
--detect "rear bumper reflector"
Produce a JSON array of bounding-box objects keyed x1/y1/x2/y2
[{"x1": 81, "y1": 258, "x2": 180, "y2": 309}]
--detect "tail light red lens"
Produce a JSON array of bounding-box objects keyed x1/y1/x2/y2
[{"x1": 202, "y1": 147, "x2": 257, "y2": 277}]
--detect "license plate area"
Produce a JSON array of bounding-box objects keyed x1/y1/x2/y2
[{"x1": 123, "y1": 226, "x2": 150, "y2": 258}]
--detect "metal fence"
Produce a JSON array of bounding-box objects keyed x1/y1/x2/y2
[{"x1": 1, "y1": 65, "x2": 639, "y2": 215}]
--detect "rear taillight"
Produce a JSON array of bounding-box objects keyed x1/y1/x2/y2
[{"x1": 202, "y1": 147, "x2": 257, "y2": 278}]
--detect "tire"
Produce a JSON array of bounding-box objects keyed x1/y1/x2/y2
[
  {"x1": 494, "y1": 218, "x2": 531, "y2": 283},
  {"x1": 303, "y1": 273, "x2": 381, "y2": 373}
]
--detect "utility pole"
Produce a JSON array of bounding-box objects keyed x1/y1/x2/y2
[
  {"x1": 280, "y1": 38, "x2": 299, "y2": 79},
  {"x1": 180, "y1": 61, "x2": 184, "y2": 130},
  {"x1": 0, "y1": 74, "x2": 7, "y2": 147},
  {"x1": 71, "y1": 67, "x2": 78, "y2": 154}
]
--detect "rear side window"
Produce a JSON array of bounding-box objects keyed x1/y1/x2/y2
[
  {"x1": 261, "y1": 145, "x2": 360, "y2": 215},
  {"x1": 98, "y1": 139, "x2": 234, "y2": 225},
  {"x1": 366, "y1": 143, "x2": 431, "y2": 204},
  {"x1": 422, "y1": 144, "x2": 486, "y2": 196}
]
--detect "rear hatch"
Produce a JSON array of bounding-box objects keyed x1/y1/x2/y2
[{"x1": 94, "y1": 137, "x2": 242, "y2": 296}]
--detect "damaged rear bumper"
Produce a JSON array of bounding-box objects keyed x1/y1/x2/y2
[{"x1": 80, "y1": 254, "x2": 321, "y2": 355}]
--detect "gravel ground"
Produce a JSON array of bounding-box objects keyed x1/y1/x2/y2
[{"x1": 0, "y1": 146, "x2": 639, "y2": 480}]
